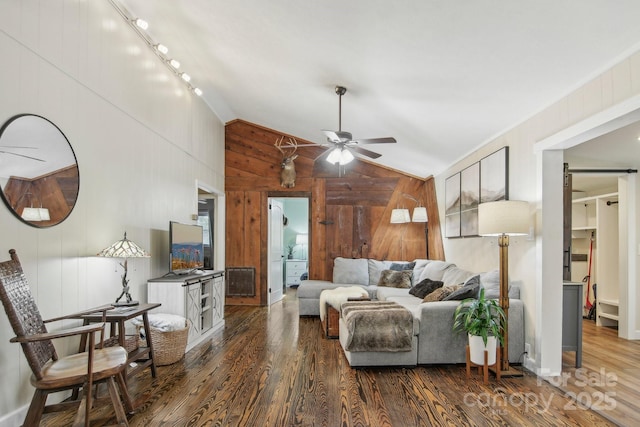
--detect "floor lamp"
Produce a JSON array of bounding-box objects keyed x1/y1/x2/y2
[{"x1": 478, "y1": 200, "x2": 529, "y2": 377}]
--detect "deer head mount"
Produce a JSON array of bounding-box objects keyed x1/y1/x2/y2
[{"x1": 275, "y1": 136, "x2": 298, "y2": 188}]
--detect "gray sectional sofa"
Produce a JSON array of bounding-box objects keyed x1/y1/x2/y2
[{"x1": 297, "y1": 257, "x2": 524, "y2": 366}]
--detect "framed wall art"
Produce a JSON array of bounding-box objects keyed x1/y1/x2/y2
[
  {"x1": 444, "y1": 173, "x2": 461, "y2": 238},
  {"x1": 460, "y1": 162, "x2": 480, "y2": 237},
  {"x1": 445, "y1": 146, "x2": 509, "y2": 238},
  {"x1": 480, "y1": 146, "x2": 509, "y2": 202}
]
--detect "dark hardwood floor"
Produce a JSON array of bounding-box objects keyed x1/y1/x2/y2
[{"x1": 41, "y1": 289, "x2": 637, "y2": 426}]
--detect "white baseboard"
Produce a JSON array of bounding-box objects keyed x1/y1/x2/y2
[{"x1": 0, "y1": 405, "x2": 27, "y2": 427}]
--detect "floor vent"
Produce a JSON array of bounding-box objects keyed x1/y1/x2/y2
[{"x1": 225, "y1": 267, "x2": 256, "y2": 297}]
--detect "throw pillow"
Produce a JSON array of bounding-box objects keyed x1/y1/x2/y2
[
  {"x1": 409, "y1": 278, "x2": 444, "y2": 299},
  {"x1": 377, "y1": 269, "x2": 412, "y2": 288},
  {"x1": 422, "y1": 285, "x2": 458, "y2": 302},
  {"x1": 443, "y1": 275, "x2": 480, "y2": 301},
  {"x1": 390, "y1": 261, "x2": 416, "y2": 271},
  {"x1": 367, "y1": 259, "x2": 392, "y2": 287},
  {"x1": 441, "y1": 267, "x2": 474, "y2": 287}
]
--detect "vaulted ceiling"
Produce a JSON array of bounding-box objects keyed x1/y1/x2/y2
[{"x1": 118, "y1": 0, "x2": 640, "y2": 178}]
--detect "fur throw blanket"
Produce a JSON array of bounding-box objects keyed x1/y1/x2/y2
[{"x1": 342, "y1": 301, "x2": 414, "y2": 352}]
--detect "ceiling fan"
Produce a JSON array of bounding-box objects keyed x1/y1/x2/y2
[
  {"x1": 0, "y1": 145, "x2": 44, "y2": 162},
  {"x1": 317, "y1": 86, "x2": 396, "y2": 165}
]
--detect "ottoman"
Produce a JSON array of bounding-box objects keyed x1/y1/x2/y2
[{"x1": 319, "y1": 286, "x2": 368, "y2": 338}]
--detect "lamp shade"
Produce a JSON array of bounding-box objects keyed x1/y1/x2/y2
[
  {"x1": 325, "y1": 147, "x2": 355, "y2": 165},
  {"x1": 411, "y1": 206, "x2": 428, "y2": 223},
  {"x1": 339, "y1": 149, "x2": 354, "y2": 165},
  {"x1": 97, "y1": 232, "x2": 150, "y2": 258},
  {"x1": 38, "y1": 208, "x2": 50, "y2": 221},
  {"x1": 326, "y1": 147, "x2": 341, "y2": 164},
  {"x1": 390, "y1": 208, "x2": 408, "y2": 224},
  {"x1": 21, "y1": 207, "x2": 43, "y2": 221},
  {"x1": 478, "y1": 200, "x2": 529, "y2": 236},
  {"x1": 296, "y1": 234, "x2": 308, "y2": 245}
]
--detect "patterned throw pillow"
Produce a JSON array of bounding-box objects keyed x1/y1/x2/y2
[
  {"x1": 409, "y1": 278, "x2": 443, "y2": 299},
  {"x1": 377, "y1": 269, "x2": 412, "y2": 288},
  {"x1": 423, "y1": 286, "x2": 457, "y2": 302}
]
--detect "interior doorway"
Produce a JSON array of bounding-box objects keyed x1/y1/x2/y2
[
  {"x1": 268, "y1": 196, "x2": 310, "y2": 304},
  {"x1": 197, "y1": 182, "x2": 224, "y2": 271}
]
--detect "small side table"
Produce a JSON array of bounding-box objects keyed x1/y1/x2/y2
[{"x1": 77, "y1": 303, "x2": 161, "y2": 381}]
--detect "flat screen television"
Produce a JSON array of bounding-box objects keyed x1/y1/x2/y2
[{"x1": 169, "y1": 221, "x2": 204, "y2": 274}]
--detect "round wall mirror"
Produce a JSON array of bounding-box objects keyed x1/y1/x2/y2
[{"x1": 0, "y1": 114, "x2": 79, "y2": 228}]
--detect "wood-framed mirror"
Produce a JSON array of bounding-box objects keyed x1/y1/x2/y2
[{"x1": 0, "y1": 114, "x2": 79, "y2": 228}]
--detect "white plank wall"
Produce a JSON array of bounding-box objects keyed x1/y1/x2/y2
[{"x1": 0, "y1": 1, "x2": 224, "y2": 423}]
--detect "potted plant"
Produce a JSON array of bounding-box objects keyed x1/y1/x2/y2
[
  {"x1": 453, "y1": 288, "x2": 506, "y2": 365},
  {"x1": 286, "y1": 244, "x2": 295, "y2": 259}
]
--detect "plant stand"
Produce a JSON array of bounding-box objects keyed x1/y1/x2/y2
[{"x1": 466, "y1": 345, "x2": 501, "y2": 384}]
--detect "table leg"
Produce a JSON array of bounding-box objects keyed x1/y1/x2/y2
[{"x1": 142, "y1": 313, "x2": 157, "y2": 378}]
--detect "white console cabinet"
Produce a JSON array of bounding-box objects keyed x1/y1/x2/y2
[{"x1": 148, "y1": 271, "x2": 225, "y2": 351}]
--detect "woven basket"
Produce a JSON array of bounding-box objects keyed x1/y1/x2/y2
[{"x1": 148, "y1": 320, "x2": 189, "y2": 366}]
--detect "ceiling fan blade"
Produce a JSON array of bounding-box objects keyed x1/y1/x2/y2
[
  {"x1": 0, "y1": 150, "x2": 45, "y2": 162},
  {"x1": 349, "y1": 145, "x2": 382, "y2": 159},
  {"x1": 294, "y1": 143, "x2": 330, "y2": 147},
  {"x1": 351, "y1": 137, "x2": 397, "y2": 145},
  {"x1": 0, "y1": 145, "x2": 38, "y2": 149},
  {"x1": 313, "y1": 148, "x2": 333, "y2": 162},
  {"x1": 322, "y1": 130, "x2": 352, "y2": 142}
]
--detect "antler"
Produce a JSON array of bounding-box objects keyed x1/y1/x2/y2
[{"x1": 274, "y1": 136, "x2": 298, "y2": 157}]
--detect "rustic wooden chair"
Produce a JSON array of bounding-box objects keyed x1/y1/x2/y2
[{"x1": 0, "y1": 249, "x2": 133, "y2": 426}]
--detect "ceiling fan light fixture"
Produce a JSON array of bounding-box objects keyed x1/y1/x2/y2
[
  {"x1": 339, "y1": 148, "x2": 354, "y2": 165},
  {"x1": 326, "y1": 147, "x2": 355, "y2": 165},
  {"x1": 326, "y1": 147, "x2": 342, "y2": 164}
]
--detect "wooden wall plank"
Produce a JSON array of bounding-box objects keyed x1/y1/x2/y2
[{"x1": 424, "y1": 177, "x2": 445, "y2": 260}]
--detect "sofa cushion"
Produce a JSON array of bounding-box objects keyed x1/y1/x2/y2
[
  {"x1": 418, "y1": 260, "x2": 455, "y2": 283},
  {"x1": 378, "y1": 270, "x2": 412, "y2": 288},
  {"x1": 367, "y1": 259, "x2": 393, "y2": 286},
  {"x1": 409, "y1": 278, "x2": 443, "y2": 299},
  {"x1": 333, "y1": 257, "x2": 369, "y2": 286},
  {"x1": 442, "y1": 267, "x2": 474, "y2": 287},
  {"x1": 411, "y1": 259, "x2": 431, "y2": 285},
  {"x1": 377, "y1": 286, "x2": 411, "y2": 301},
  {"x1": 423, "y1": 286, "x2": 458, "y2": 302},
  {"x1": 443, "y1": 275, "x2": 480, "y2": 301}
]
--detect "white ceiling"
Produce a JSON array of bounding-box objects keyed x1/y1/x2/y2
[{"x1": 117, "y1": 0, "x2": 640, "y2": 178}]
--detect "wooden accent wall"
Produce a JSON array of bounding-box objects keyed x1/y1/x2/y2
[{"x1": 225, "y1": 120, "x2": 444, "y2": 306}]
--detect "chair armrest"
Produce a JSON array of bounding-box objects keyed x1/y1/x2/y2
[
  {"x1": 44, "y1": 304, "x2": 114, "y2": 323},
  {"x1": 10, "y1": 322, "x2": 106, "y2": 343}
]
